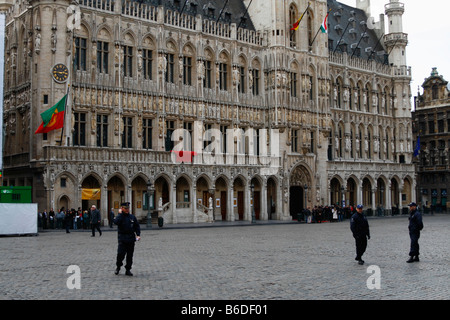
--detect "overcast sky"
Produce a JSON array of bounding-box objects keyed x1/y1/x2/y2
[{"x1": 338, "y1": 0, "x2": 450, "y2": 109}]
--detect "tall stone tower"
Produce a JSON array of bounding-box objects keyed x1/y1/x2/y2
[
  {"x1": 384, "y1": 0, "x2": 407, "y2": 67},
  {"x1": 384, "y1": 0, "x2": 413, "y2": 163}
]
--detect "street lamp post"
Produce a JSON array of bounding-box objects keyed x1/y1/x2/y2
[
  {"x1": 147, "y1": 180, "x2": 154, "y2": 228},
  {"x1": 250, "y1": 183, "x2": 255, "y2": 224}
]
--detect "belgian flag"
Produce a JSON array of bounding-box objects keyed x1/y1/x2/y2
[{"x1": 35, "y1": 94, "x2": 67, "y2": 134}]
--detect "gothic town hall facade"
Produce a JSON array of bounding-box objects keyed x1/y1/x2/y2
[{"x1": 2, "y1": 0, "x2": 416, "y2": 224}]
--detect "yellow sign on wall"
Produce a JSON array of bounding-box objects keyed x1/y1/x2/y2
[{"x1": 82, "y1": 188, "x2": 101, "y2": 200}]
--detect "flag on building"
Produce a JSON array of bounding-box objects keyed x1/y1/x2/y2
[
  {"x1": 35, "y1": 95, "x2": 67, "y2": 134},
  {"x1": 320, "y1": 13, "x2": 329, "y2": 33},
  {"x1": 291, "y1": 13, "x2": 305, "y2": 31},
  {"x1": 413, "y1": 135, "x2": 420, "y2": 157},
  {"x1": 290, "y1": 3, "x2": 310, "y2": 31}
]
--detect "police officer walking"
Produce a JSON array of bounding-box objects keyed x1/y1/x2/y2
[
  {"x1": 114, "y1": 202, "x2": 141, "y2": 276},
  {"x1": 407, "y1": 202, "x2": 423, "y2": 263},
  {"x1": 350, "y1": 204, "x2": 371, "y2": 265}
]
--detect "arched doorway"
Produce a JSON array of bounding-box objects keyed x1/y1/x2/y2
[
  {"x1": 403, "y1": 178, "x2": 412, "y2": 207},
  {"x1": 215, "y1": 176, "x2": 228, "y2": 221},
  {"x1": 250, "y1": 177, "x2": 261, "y2": 221},
  {"x1": 82, "y1": 175, "x2": 101, "y2": 211},
  {"x1": 362, "y1": 178, "x2": 372, "y2": 208},
  {"x1": 267, "y1": 177, "x2": 277, "y2": 220},
  {"x1": 131, "y1": 176, "x2": 147, "y2": 220},
  {"x1": 347, "y1": 178, "x2": 357, "y2": 207},
  {"x1": 289, "y1": 186, "x2": 303, "y2": 220},
  {"x1": 176, "y1": 176, "x2": 191, "y2": 207},
  {"x1": 155, "y1": 176, "x2": 170, "y2": 207},
  {"x1": 59, "y1": 195, "x2": 70, "y2": 212},
  {"x1": 391, "y1": 179, "x2": 399, "y2": 207},
  {"x1": 376, "y1": 178, "x2": 386, "y2": 208},
  {"x1": 107, "y1": 176, "x2": 125, "y2": 215},
  {"x1": 233, "y1": 177, "x2": 245, "y2": 221},
  {"x1": 196, "y1": 176, "x2": 210, "y2": 209},
  {"x1": 289, "y1": 165, "x2": 311, "y2": 220},
  {"x1": 330, "y1": 178, "x2": 342, "y2": 206},
  {"x1": 391, "y1": 178, "x2": 400, "y2": 214}
]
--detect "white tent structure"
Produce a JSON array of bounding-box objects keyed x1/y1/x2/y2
[{"x1": 0, "y1": 203, "x2": 38, "y2": 236}]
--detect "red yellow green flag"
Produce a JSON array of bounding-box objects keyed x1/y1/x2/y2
[
  {"x1": 35, "y1": 95, "x2": 67, "y2": 134},
  {"x1": 290, "y1": 3, "x2": 310, "y2": 31},
  {"x1": 290, "y1": 13, "x2": 305, "y2": 31}
]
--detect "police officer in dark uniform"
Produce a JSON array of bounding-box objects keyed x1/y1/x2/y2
[
  {"x1": 350, "y1": 204, "x2": 371, "y2": 265},
  {"x1": 114, "y1": 202, "x2": 141, "y2": 276},
  {"x1": 407, "y1": 202, "x2": 423, "y2": 263}
]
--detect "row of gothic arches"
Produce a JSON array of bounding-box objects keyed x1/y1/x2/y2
[
  {"x1": 329, "y1": 175, "x2": 414, "y2": 210},
  {"x1": 55, "y1": 171, "x2": 281, "y2": 223}
]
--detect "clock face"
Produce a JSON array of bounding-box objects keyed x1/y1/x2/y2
[{"x1": 52, "y1": 63, "x2": 69, "y2": 83}]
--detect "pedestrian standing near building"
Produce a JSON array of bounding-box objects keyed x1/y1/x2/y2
[
  {"x1": 114, "y1": 202, "x2": 141, "y2": 276},
  {"x1": 73, "y1": 212, "x2": 78, "y2": 230},
  {"x1": 56, "y1": 208, "x2": 64, "y2": 229},
  {"x1": 90, "y1": 205, "x2": 102, "y2": 237},
  {"x1": 49, "y1": 208, "x2": 55, "y2": 229},
  {"x1": 350, "y1": 204, "x2": 371, "y2": 265},
  {"x1": 64, "y1": 209, "x2": 72, "y2": 234},
  {"x1": 83, "y1": 210, "x2": 89, "y2": 229},
  {"x1": 407, "y1": 202, "x2": 423, "y2": 263},
  {"x1": 42, "y1": 210, "x2": 48, "y2": 229},
  {"x1": 109, "y1": 208, "x2": 115, "y2": 228}
]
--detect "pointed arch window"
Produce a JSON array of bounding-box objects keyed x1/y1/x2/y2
[
  {"x1": 289, "y1": 5, "x2": 298, "y2": 48},
  {"x1": 307, "y1": 13, "x2": 313, "y2": 48}
]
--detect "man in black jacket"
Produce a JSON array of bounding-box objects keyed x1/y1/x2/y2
[
  {"x1": 407, "y1": 202, "x2": 423, "y2": 263},
  {"x1": 90, "y1": 205, "x2": 102, "y2": 237},
  {"x1": 350, "y1": 204, "x2": 371, "y2": 265},
  {"x1": 114, "y1": 202, "x2": 141, "y2": 276}
]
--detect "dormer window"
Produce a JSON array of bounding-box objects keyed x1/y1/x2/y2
[{"x1": 432, "y1": 85, "x2": 439, "y2": 100}]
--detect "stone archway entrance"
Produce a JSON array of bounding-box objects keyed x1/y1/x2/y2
[
  {"x1": 289, "y1": 165, "x2": 312, "y2": 220},
  {"x1": 81, "y1": 175, "x2": 101, "y2": 212}
]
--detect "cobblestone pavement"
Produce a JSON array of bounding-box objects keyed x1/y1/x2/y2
[{"x1": 0, "y1": 215, "x2": 449, "y2": 301}]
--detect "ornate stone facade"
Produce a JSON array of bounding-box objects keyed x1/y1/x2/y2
[
  {"x1": 2, "y1": 0, "x2": 416, "y2": 223},
  {"x1": 413, "y1": 68, "x2": 450, "y2": 211}
]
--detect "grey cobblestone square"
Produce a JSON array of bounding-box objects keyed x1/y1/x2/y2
[{"x1": 0, "y1": 215, "x2": 449, "y2": 300}]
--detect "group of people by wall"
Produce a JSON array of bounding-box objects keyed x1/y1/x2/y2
[
  {"x1": 37, "y1": 207, "x2": 94, "y2": 231},
  {"x1": 299, "y1": 205, "x2": 354, "y2": 223}
]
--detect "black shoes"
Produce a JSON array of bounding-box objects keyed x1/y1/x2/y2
[
  {"x1": 355, "y1": 257, "x2": 365, "y2": 265},
  {"x1": 115, "y1": 267, "x2": 133, "y2": 276},
  {"x1": 407, "y1": 256, "x2": 420, "y2": 263}
]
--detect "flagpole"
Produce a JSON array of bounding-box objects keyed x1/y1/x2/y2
[
  {"x1": 309, "y1": 9, "x2": 330, "y2": 47},
  {"x1": 289, "y1": 3, "x2": 310, "y2": 43},
  {"x1": 309, "y1": 27, "x2": 321, "y2": 48},
  {"x1": 59, "y1": 84, "x2": 70, "y2": 146},
  {"x1": 367, "y1": 32, "x2": 384, "y2": 61},
  {"x1": 216, "y1": 0, "x2": 229, "y2": 23},
  {"x1": 332, "y1": 18, "x2": 352, "y2": 54},
  {"x1": 237, "y1": 0, "x2": 253, "y2": 30},
  {"x1": 350, "y1": 23, "x2": 368, "y2": 59},
  {"x1": 179, "y1": 0, "x2": 189, "y2": 16}
]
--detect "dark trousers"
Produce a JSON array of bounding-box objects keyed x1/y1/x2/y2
[
  {"x1": 116, "y1": 241, "x2": 135, "y2": 270},
  {"x1": 91, "y1": 223, "x2": 102, "y2": 236},
  {"x1": 355, "y1": 236, "x2": 367, "y2": 260},
  {"x1": 409, "y1": 231, "x2": 420, "y2": 257}
]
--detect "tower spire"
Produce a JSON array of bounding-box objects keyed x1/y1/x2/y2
[{"x1": 384, "y1": 0, "x2": 408, "y2": 67}]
